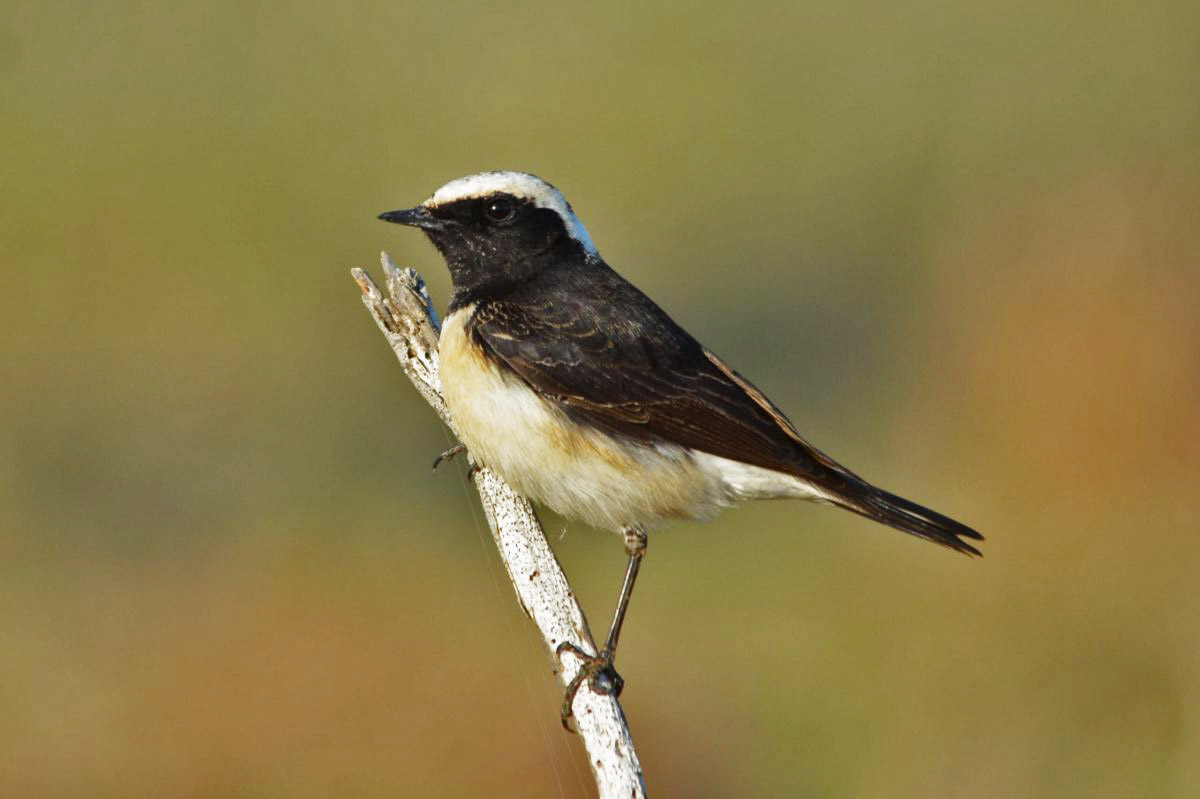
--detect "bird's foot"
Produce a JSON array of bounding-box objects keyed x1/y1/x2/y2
[
  {"x1": 432, "y1": 443, "x2": 480, "y2": 479},
  {"x1": 555, "y1": 641, "x2": 624, "y2": 731},
  {"x1": 431, "y1": 443, "x2": 466, "y2": 471}
]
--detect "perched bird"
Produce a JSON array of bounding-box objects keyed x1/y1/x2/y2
[{"x1": 379, "y1": 171, "x2": 982, "y2": 726}]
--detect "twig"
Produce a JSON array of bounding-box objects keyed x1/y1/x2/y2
[{"x1": 352, "y1": 252, "x2": 647, "y2": 799}]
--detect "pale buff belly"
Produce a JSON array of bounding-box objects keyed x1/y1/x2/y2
[
  {"x1": 438, "y1": 307, "x2": 817, "y2": 532},
  {"x1": 438, "y1": 308, "x2": 738, "y2": 531}
]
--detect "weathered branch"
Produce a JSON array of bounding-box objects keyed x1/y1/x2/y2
[{"x1": 353, "y1": 253, "x2": 646, "y2": 799}]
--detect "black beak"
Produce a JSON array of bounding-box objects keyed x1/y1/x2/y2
[{"x1": 378, "y1": 206, "x2": 447, "y2": 230}]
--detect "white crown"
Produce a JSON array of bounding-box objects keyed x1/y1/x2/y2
[{"x1": 424, "y1": 171, "x2": 598, "y2": 257}]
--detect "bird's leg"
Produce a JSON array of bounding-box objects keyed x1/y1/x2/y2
[
  {"x1": 431, "y1": 442, "x2": 466, "y2": 471},
  {"x1": 556, "y1": 525, "x2": 647, "y2": 730}
]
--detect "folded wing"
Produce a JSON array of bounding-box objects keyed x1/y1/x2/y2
[{"x1": 468, "y1": 268, "x2": 983, "y2": 555}]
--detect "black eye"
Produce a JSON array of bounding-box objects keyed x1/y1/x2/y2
[{"x1": 483, "y1": 196, "x2": 515, "y2": 222}]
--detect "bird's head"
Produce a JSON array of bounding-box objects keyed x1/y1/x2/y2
[{"x1": 379, "y1": 171, "x2": 598, "y2": 301}]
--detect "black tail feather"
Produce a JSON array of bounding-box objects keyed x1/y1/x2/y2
[{"x1": 834, "y1": 484, "x2": 984, "y2": 556}]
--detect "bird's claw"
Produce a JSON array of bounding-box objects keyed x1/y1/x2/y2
[
  {"x1": 433, "y1": 444, "x2": 480, "y2": 479},
  {"x1": 555, "y1": 641, "x2": 624, "y2": 732},
  {"x1": 432, "y1": 443, "x2": 467, "y2": 471}
]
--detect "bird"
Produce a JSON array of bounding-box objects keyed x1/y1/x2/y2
[{"x1": 379, "y1": 171, "x2": 983, "y2": 727}]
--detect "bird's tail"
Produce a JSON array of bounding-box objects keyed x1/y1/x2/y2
[{"x1": 828, "y1": 480, "x2": 984, "y2": 556}]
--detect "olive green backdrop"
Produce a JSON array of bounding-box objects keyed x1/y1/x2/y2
[{"x1": 3, "y1": 2, "x2": 1198, "y2": 797}]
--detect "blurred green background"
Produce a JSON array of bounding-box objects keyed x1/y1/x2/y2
[{"x1": 3, "y1": 1, "x2": 1198, "y2": 796}]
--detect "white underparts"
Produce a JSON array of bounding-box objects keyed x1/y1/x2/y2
[
  {"x1": 439, "y1": 306, "x2": 829, "y2": 533},
  {"x1": 689, "y1": 452, "x2": 837, "y2": 505}
]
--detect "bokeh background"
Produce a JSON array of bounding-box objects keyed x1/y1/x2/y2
[{"x1": 3, "y1": 2, "x2": 1198, "y2": 797}]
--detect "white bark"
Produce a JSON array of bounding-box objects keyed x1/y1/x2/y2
[{"x1": 352, "y1": 253, "x2": 646, "y2": 799}]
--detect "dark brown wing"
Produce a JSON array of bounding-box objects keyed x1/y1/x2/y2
[
  {"x1": 470, "y1": 283, "x2": 803, "y2": 475},
  {"x1": 468, "y1": 263, "x2": 983, "y2": 555}
]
